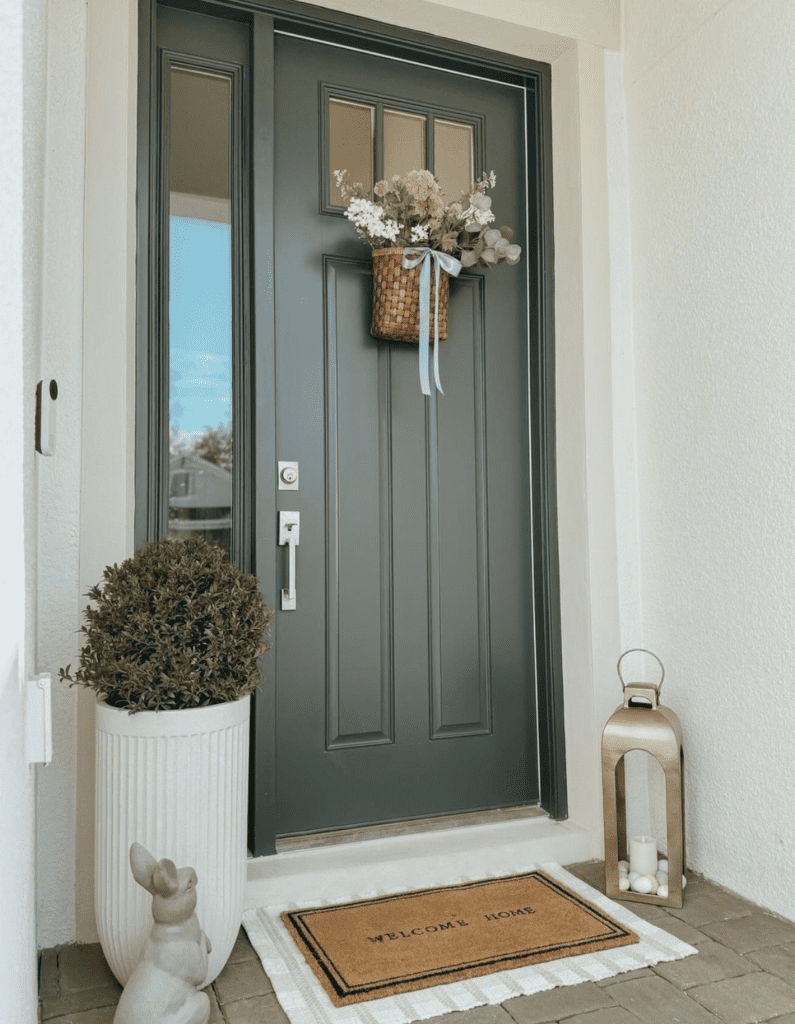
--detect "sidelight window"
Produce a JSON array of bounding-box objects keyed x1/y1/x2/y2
[{"x1": 167, "y1": 67, "x2": 234, "y2": 551}]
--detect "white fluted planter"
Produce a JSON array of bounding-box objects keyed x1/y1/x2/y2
[{"x1": 95, "y1": 694, "x2": 250, "y2": 987}]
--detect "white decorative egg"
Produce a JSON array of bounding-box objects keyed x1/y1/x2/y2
[
  {"x1": 618, "y1": 876, "x2": 630, "y2": 891},
  {"x1": 657, "y1": 883, "x2": 669, "y2": 898},
  {"x1": 682, "y1": 874, "x2": 688, "y2": 889},
  {"x1": 657, "y1": 859, "x2": 669, "y2": 874},
  {"x1": 618, "y1": 860, "x2": 630, "y2": 873},
  {"x1": 630, "y1": 875, "x2": 654, "y2": 894},
  {"x1": 656, "y1": 871, "x2": 669, "y2": 886},
  {"x1": 643, "y1": 873, "x2": 659, "y2": 894},
  {"x1": 628, "y1": 871, "x2": 640, "y2": 884}
]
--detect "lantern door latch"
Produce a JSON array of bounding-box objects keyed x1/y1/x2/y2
[{"x1": 279, "y1": 511, "x2": 300, "y2": 610}]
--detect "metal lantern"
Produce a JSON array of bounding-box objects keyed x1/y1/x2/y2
[{"x1": 602, "y1": 649, "x2": 686, "y2": 908}]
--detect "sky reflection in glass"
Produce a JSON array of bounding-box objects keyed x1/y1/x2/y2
[{"x1": 169, "y1": 214, "x2": 232, "y2": 446}]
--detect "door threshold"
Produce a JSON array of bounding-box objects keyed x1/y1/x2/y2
[
  {"x1": 246, "y1": 812, "x2": 601, "y2": 910},
  {"x1": 275, "y1": 804, "x2": 547, "y2": 853}
]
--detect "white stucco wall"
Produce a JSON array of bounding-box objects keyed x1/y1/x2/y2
[
  {"x1": 38, "y1": 0, "x2": 620, "y2": 946},
  {"x1": 300, "y1": 0, "x2": 619, "y2": 57},
  {"x1": 1, "y1": 0, "x2": 45, "y2": 1016},
  {"x1": 623, "y1": 0, "x2": 795, "y2": 920},
  {"x1": 34, "y1": 0, "x2": 87, "y2": 950}
]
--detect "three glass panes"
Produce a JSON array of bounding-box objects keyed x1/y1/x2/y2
[{"x1": 328, "y1": 94, "x2": 475, "y2": 204}]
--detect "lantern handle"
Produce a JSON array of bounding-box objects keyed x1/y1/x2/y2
[{"x1": 617, "y1": 648, "x2": 665, "y2": 692}]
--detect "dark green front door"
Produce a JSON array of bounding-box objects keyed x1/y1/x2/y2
[{"x1": 270, "y1": 34, "x2": 538, "y2": 836}]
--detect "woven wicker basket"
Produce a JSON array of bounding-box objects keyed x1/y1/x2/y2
[{"x1": 370, "y1": 247, "x2": 450, "y2": 343}]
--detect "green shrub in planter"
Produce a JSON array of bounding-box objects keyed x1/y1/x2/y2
[{"x1": 60, "y1": 536, "x2": 273, "y2": 712}]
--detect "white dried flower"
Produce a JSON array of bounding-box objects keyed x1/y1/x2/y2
[
  {"x1": 381, "y1": 219, "x2": 400, "y2": 241},
  {"x1": 463, "y1": 203, "x2": 495, "y2": 228},
  {"x1": 410, "y1": 225, "x2": 429, "y2": 243},
  {"x1": 345, "y1": 197, "x2": 399, "y2": 243},
  {"x1": 405, "y1": 169, "x2": 440, "y2": 202}
]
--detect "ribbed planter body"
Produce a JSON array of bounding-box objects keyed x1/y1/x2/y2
[{"x1": 95, "y1": 695, "x2": 250, "y2": 987}]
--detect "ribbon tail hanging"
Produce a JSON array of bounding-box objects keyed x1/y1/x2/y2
[
  {"x1": 432, "y1": 259, "x2": 443, "y2": 395},
  {"x1": 401, "y1": 246, "x2": 462, "y2": 396},
  {"x1": 416, "y1": 256, "x2": 432, "y2": 396}
]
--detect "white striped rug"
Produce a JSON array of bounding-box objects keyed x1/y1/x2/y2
[{"x1": 243, "y1": 862, "x2": 697, "y2": 1024}]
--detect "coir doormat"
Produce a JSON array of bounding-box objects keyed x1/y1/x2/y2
[
  {"x1": 243, "y1": 863, "x2": 698, "y2": 1024},
  {"x1": 279, "y1": 870, "x2": 637, "y2": 1006}
]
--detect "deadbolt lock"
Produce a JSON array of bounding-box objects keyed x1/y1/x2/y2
[{"x1": 278, "y1": 461, "x2": 299, "y2": 490}]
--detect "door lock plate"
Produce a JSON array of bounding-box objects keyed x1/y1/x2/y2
[{"x1": 278, "y1": 461, "x2": 299, "y2": 490}]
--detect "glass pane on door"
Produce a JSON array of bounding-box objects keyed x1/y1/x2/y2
[
  {"x1": 168, "y1": 67, "x2": 233, "y2": 551},
  {"x1": 434, "y1": 118, "x2": 474, "y2": 199},
  {"x1": 328, "y1": 98, "x2": 374, "y2": 205},
  {"x1": 383, "y1": 109, "x2": 426, "y2": 180}
]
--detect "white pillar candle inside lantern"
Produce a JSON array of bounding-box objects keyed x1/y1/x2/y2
[{"x1": 629, "y1": 835, "x2": 658, "y2": 875}]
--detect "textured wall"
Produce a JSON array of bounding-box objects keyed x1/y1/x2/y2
[
  {"x1": 1, "y1": 0, "x2": 44, "y2": 1015},
  {"x1": 303, "y1": 0, "x2": 619, "y2": 55},
  {"x1": 623, "y1": 0, "x2": 795, "y2": 919},
  {"x1": 34, "y1": 0, "x2": 87, "y2": 950}
]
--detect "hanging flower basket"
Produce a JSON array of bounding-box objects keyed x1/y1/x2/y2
[
  {"x1": 334, "y1": 168, "x2": 521, "y2": 394},
  {"x1": 370, "y1": 247, "x2": 450, "y2": 343}
]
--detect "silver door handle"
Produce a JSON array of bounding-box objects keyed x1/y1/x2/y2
[{"x1": 279, "y1": 511, "x2": 300, "y2": 610}]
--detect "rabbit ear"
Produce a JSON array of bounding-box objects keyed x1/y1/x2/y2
[
  {"x1": 129, "y1": 843, "x2": 158, "y2": 894},
  {"x1": 152, "y1": 858, "x2": 180, "y2": 898}
]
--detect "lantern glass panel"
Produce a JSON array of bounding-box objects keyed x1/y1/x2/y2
[{"x1": 622, "y1": 750, "x2": 667, "y2": 857}]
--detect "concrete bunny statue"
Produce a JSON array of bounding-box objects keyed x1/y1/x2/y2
[{"x1": 113, "y1": 842, "x2": 212, "y2": 1024}]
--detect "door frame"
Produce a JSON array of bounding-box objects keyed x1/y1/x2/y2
[{"x1": 135, "y1": 0, "x2": 565, "y2": 857}]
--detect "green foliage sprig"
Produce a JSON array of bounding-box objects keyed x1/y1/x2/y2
[{"x1": 60, "y1": 537, "x2": 273, "y2": 712}]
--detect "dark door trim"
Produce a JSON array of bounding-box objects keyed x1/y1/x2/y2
[{"x1": 136, "y1": 0, "x2": 566, "y2": 857}]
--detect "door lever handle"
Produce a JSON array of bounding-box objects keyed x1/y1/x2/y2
[{"x1": 278, "y1": 511, "x2": 300, "y2": 610}]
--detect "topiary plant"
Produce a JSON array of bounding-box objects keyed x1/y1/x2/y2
[{"x1": 60, "y1": 536, "x2": 273, "y2": 712}]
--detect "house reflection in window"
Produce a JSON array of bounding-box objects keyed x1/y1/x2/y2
[{"x1": 168, "y1": 453, "x2": 231, "y2": 551}]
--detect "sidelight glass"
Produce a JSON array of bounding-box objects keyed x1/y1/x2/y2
[
  {"x1": 434, "y1": 118, "x2": 474, "y2": 200},
  {"x1": 328, "y1": 98, "x2": 374, "y2": 205},
  {"x1": 168, "y1": 67, "x2": 233, "y2": 550},
  {"x1": 383, "y1": 109, "x2": 426, "y2": 181}
]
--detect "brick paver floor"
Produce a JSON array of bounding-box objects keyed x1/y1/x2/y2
[{"x1": 38, "y1": 860, "x2": 795, "y2": 1024}]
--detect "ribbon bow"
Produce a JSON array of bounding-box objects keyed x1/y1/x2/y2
[{"x1": 401, "y1": 247, "x2": 463, "y2": 395}]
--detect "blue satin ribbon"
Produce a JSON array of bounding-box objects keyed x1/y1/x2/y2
[{"x1": 401, "y1": 247, "x2": 463, "y2": 395}]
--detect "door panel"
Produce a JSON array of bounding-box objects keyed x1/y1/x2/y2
[
  {"x1": 324, "y1": 258, "x2": 394, "y2": 749},
  {"x1": 271, "y1": 34, "x2": 537, "y2": 836}
]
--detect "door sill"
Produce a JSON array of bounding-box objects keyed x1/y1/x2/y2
[
  {"x1": 246, "y1": 813, "x2": 601, "y2": 909},
  {"x1": 275, "y1": 804, "x2": 547, "y2": 853}
]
